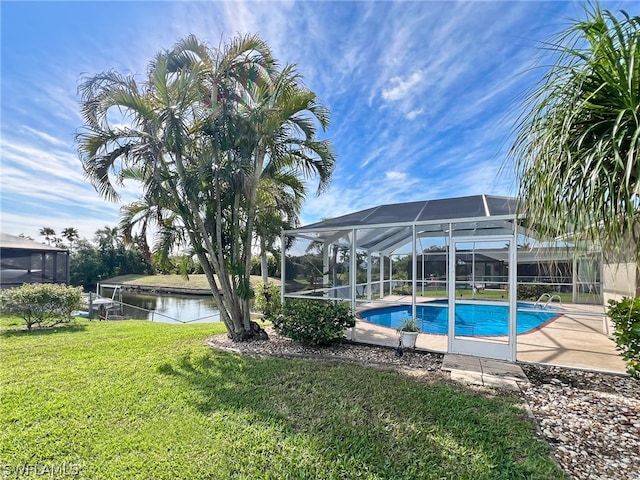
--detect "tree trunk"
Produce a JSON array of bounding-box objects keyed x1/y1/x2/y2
[{"x1": 260, "y1": 237, "x2": 269, "y2": 285}]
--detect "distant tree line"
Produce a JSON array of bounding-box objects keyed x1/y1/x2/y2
[{"x1": 37, "y1": 225, "x2": 151, "y2": 289}]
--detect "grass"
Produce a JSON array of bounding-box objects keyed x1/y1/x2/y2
[
  {"x1": 0, "y1": 317, "x2": 565, "y2": 479},
  {"x1": 387, "y1": 288, "x2": 575, "y2": 304},
  {"x1": 104, "y1": 274, "x2": 280, "y2": 290}
]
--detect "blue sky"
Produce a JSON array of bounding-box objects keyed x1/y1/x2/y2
[{"x1": 1, "y1": 0, "x2": 636, "y2": 243}]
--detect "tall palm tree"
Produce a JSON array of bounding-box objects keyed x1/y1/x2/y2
[
  {"x1": 77, "y1": 34, "x2": 336, "y2": 341},
  {"x1": 61, "y1": 227, "x2": 79, "y2": 250},
  {"x1": 168, "y1": 37, "x2": 335, "y2": 300},
  {"x1": 39, "y1": 227, "x2": 56, "y2": 245},
  {"x1": 510, "y1": 6, "x2": 640, "y2": 261},
  {"x1": 94, "y1": 226, "x2": 121, "y2": 251}
]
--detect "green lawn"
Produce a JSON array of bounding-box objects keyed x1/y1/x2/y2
[
  {"x1": 0, "y1": 318, "x2": 565, "y2": 479},
  {"x1": 103, "y1": 274, "x2": 279, "y2": 290}
]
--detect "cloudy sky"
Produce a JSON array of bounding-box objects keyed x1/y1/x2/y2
[{"x1": 1, "y1": 0, "x2": 636, "y2": 243}]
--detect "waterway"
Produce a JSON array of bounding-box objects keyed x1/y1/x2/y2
[{"x1": 99, "y1": 287, "x2": 220, "y2": 324}]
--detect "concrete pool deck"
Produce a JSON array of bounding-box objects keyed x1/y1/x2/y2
[{"x1": 352, "y1": 297, "x2": 627, "y2": 374}]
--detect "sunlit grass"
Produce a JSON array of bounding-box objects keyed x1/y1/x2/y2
[
  {"x1": 104, "y1": 274, "x2": 279, "y2": 290},
  {"x1": 0, "y1": 317, "x2": 565, "y2": 479}
]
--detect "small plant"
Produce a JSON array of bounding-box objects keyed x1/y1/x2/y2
[
  {"x1": 254, "y1": 282, "x2": 281, "y2": 319},
  {"x1": 272, "y1": 298, "x2": 355, "y2": 346},
  {"x1": 0, "y1": 283, "x2": 83, "y2": 331},
  {"x1": 607, "y1": 297, "x2": 640, "y2": 376},
  {"x1": 397, "y1": 317, "x2": 420, "y2": 333}
]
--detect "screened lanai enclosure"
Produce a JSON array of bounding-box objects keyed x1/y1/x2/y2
[
  {"x1": 0, "y1": 233, "x2": 70, "y2": 288},
  {"x1": 281, "y1": 195, "x2": 602, "y2": 361}
]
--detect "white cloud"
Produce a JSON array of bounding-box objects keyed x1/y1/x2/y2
[
  {"x1": 20, "y1": 126, "x2": 68, "y2": 147},
  {"x1": 406, "y1": 109, "x2": 424, "y2": 120},
  {"x1": 385, "y1": 171, "x2": 407, "y2": 181},
  {"x1": 381, "y1": 71, "x2": 424, "y2": 102}
]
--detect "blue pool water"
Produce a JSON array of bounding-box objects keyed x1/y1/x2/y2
[{"x1": 358, "y1": 301, "x2": 559, "y2": 336}]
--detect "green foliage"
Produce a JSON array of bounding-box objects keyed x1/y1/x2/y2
[
  {"x1": 607, "y1": 297, "x2": 640, "y2": 376},
  {"x1": 510, "y1": 6, "x2": 640, "y2": 260},
  {"x1": 397, "y1": 317, "x2": 420, "y2": 333},
  {"x1": 254, "y1": 282, "x2": 281, "y2": 318},
  {"x1": 0, "y1": 283, "x2": 82, "y2": 331},
  {"x1": 517, "y1": 284, "x2": 552, "y2": 301},
  {"x1": 69, "y1": 238, "x2": 153, "y2": 289},
  {"x1": 250, "y1": 255, "x2": 279, "y2": 277},
  {"x1": 272, "y1": 299, "x2": 355, "y2": 346},
  {"x1": 76, "y1": 34, "x2": 335, "y2": 339},
  {"x1": 392, "y1": 285, "x2": 412, "y2": 295}
]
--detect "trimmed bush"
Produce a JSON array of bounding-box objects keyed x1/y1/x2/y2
[
  {"x1": 517, "y1": 283, "x2": 550, "y2": 301},
  {"x1": 272, "y1": 299, "x2": 355, "y2": 346},
  {"x1": 607, "y1": 297, "x2": 640, "y2": 376},
  {"x1": 0, "y1": 283, "x2": 83, "y2": 331}
]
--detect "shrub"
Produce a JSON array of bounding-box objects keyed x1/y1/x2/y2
[
  {"x1": 272, "y1": 299, "x2": 355, "y2": 346},
  {"x1": 392, "y1": 285, "x2": 412, "y2": 295},
  {"x1": 517, "y1": 283, "x2": 550, "y2": 301},
  {"x1": 254, "y1": 282, "x2": 281, "y2": 319},
  {"x1": 0, "y1": 283, "x2": 83, "y2": 331},
  {"x1": 607, "y1": 297, "x2": 640, "y2": 376}
]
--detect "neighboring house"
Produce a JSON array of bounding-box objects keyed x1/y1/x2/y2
[{"x1": 0, "y1": 233, "x2": 69, "y2": 288}]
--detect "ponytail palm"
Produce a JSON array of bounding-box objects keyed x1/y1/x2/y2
[
  {"x1": 511, "y1": 6, "x2": 640, "y2": 260},
  {"x1": 77, "y1": 34, "x2": 335, "y2": 340}
]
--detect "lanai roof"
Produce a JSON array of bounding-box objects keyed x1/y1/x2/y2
[
  {"x1": 0, "y1": 233, "x2": 67, "y2": 252},
  {"x1": 298, "y1": 195, "x2": 516, "y2": 231},
  {"x1": 286, "y1": 195, "x2": 519, "y2": 255}
]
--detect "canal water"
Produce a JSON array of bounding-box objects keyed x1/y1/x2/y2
[{"x1": 99, "y1": 287, "x2": 220, "y2": 324}]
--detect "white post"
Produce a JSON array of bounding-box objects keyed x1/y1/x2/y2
[
  {"x1": 412, "y1": 225, "x2": 417, "y2": 320},
  {"x1": 572, "y1": 255, "x2": 578, "y2": 304},
  {"x1": 280, "y1": 233, "x2": 286, "y2": 304},
  {"x1": 447, "y1": 225, "x2": 455, "y2": 353},
  {"x1": 508, "y1": 233, "x2": 517, "y2": 362},
  {"x1": 350, "y1": 229, "x2": 357, "y2": 340},
  {"x1": 380, "y1": 254, "x2": 385, "y2": 299},
  {"x1": 323, "y1": 242, "x2": 330, "y2": 298},
  {"x1": 366, "y1": 249, "x2": 372, "y2": 300},
  {"x1": 472, "y1": 245, "x2": 476, "y2": 299}
]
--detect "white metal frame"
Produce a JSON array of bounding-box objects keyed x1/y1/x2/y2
[
  {"x1": 447, "y1": 233, "x2": 517, "y2": 361},
  {"x1": 282, "y1": 205, "x2": 521, "y2": 361}
]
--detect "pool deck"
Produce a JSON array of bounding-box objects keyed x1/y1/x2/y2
[{"x1": 352, "y1": 296, "x2": 627, "y2": 374}]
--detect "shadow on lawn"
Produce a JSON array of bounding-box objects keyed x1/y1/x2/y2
[
  {"x1": 1, "y1": 323, "x2": 87, "y2": 338},
  {"x1": 156, "y1": 348, "x2": 564, "y2": 479}
]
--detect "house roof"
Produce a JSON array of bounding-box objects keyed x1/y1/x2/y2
[{"x1": 0, "y1": 233, "x2": 67, "y2": 252}]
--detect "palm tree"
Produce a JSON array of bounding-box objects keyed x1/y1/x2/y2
[
  {"x1": 118, "y1": 166, "x2": 179, "y2": 268},
  {"x1": 61, "y1": 227, "x2": 79, "y2": 250},
  {"x1": 94, "y1": 226, "x2": 121, "y2": 251},
  {"x1": 510, "y1": 6, "x2": 640, "y2": 261},
  {"x1": 254, "y1": 172, "x2": 306, "y2": 284},
  {"x1": 77, "y1": 34, "x2": 335, "y2": 341},
  {"x1": 169, "y1": 36, "x2": 335, "y2": 299},
  {"x1": 39, "y1": 227, "x2": 56, "y2": 245}
]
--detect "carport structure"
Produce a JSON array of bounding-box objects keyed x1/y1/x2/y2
[{"x1": 282, "y1": 194, "x2": 524, "y2": 361}]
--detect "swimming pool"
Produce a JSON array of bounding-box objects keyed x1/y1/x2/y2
[{"x1": 358, "y1": 301, "x2": 560, "y2": 336}]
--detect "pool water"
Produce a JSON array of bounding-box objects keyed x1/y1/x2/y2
[{"x1": 358, "y1": 301, "x2": 559, "y2": 336}]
